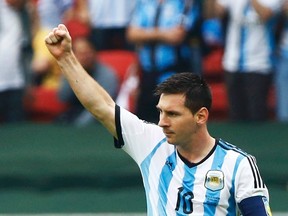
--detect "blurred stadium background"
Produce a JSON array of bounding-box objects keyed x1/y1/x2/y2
[{"x1": 0, "y1": 122, "x2": 287, "y2": 214}]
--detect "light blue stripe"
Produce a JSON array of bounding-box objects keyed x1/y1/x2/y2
[
  {"x1": 157, "y1": 151, "x2": 177, "y2": 214},
  {"x1": 226, "y1": 154, "x2": 245, "y2": 216},
  {"x1": 204, "y1": 145, "x2": 227, "y2": 215},
  {"x1": 176, "y1": 164, "x2": 197, "y2": 215},
  {"x1": 140, "y1": 138, "x2": 167, "y2": 215}
]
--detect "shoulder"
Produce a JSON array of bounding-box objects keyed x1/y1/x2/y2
[
  {"x1": 217, "y1": 139, "x2": 250, "y2": 156},
  {"x1": 216, "y1": 139, "x2": 254, "y2": 171}
]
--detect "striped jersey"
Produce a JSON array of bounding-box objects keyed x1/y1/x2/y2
[
  {"x1": 217, "y1": 0, "x2": 282, "y2": 74},
  {"x1": 114, "y1": 106, "x2": 270, "y2": 216},
  {"x1": 129, "y1": 0, "x2": 200, "y2": 75}
]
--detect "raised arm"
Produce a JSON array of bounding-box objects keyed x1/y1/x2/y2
[{"x1": 45, "y1": 24, "x2": 117, "y2": 137}]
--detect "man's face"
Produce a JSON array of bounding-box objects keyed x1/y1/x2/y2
[
  {"x1": 5, "y1": 0, "x2": 26, "y2": 10},
  {"x1": 157, "y1": 93, "x2": 198, "y2": 146},
  {"x1": 73, "y1": 39, "x2": 95, "y2": 71}
]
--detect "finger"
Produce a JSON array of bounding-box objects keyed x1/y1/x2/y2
[
  {"x1": 45, "y1": 32, "x2": 56, "y2": 44},
  {"x1": 45, "y1": 24, "x2": 71, "y2": 45},
  {"x1": 50, "y1": 33, "x2": 60, "y2": 43},
  {"x1": 44, "y1": 31, "x2": 60, "y2": 44},
  {"x1": 55, "y1": 24, "x2": 71, "y2": 41}
]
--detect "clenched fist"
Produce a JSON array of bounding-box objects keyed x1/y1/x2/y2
[{"x1": 45, "y1": 24, "x2": 73, "y2": 60}]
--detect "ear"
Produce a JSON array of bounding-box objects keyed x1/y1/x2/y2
[{"x1": 195, "y1": 107, "x2": 209, "y2": 124}]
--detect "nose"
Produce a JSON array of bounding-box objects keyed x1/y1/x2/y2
[{"x1": 158, "y1": 113, "x2": 169, "y2": 127}]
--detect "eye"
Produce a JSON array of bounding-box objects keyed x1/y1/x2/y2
[
  {"x1": 167, "y1": 111, "x2": 179, "y2": 117},
  {"x1": 156, "y1": 107, "x2": 162, "y2": 113}
]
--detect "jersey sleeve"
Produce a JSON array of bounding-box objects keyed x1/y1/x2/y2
[
  {"x1": 235, "y1": 155, "x2": 271, "y2": 215},
  {"x1": 114, "y1": 105, "x2": 165, "y2": 165},
  {"x1": 238, "y1": 196, "x2": 272, "y2": 216}
]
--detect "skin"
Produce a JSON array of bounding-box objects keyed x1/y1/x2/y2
[
  {"x1": 126, "y1": 25, "x2": 187, "y2": 46},
  {"x1": 214, "y1": 0, "x2": 275, "y2": 22},
  {"x1": 126, "y1": 0, "x2": 187, "y2": 46},
  {"x1": 5, "y1": 0, "x2": 26, "y2": 10},
  {"x1": 45, "y1": 25, "x2": 116, "y2": 136},
  {"x1": 283, "y1": 0, "x2": 288, "y2": 14},
  {"x1": 157, "y1": 93, "x2": 215, "y2": 163},
  {"x1": 45, "y1": 24, "x2": 215, "y2": 164},
  {"x1": 73, "y1": 38, "x2": 96, "y2": 72}
]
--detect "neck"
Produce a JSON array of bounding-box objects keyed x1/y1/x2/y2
[{"x1": 177, "y1": 132, "x2": 215, "y2": 164}]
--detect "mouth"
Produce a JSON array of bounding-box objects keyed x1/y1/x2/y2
[{"x1": 163, "y1": 130, "x2": 174, "y2": 137}]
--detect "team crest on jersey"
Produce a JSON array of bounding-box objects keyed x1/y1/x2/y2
[{"x1": 204, "y1": 170, "x2": 224, "y2": 191}]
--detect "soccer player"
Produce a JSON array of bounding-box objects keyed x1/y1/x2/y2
[{"x1": 45, "y1": 24, "x2": 272, "y2": 216}]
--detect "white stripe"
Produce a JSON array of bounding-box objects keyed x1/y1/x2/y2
[
  {"x1": 147, "y1": 143, "x2": 171, "y2": 215},
  {"x1": 215, "y1": 151, "x2": 238, "y2": 215},
  {"x1": 165, "y1": 155, "x2": 185, "y2": 216}
]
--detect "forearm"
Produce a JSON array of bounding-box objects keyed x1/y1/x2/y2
[
  {"x1": 126, "y1": 27, "x2": 161, "y2": 44},
  {"x1": 251, "y1": 0, "x2": 274, "y2": 22},
  {"x1": 127, "y1": 26, "x2": 186, "y2": 45},
  {"x1": 57, "y1": 52, "x2": 116, "y2": 135},
  {"x1": 204, "y1": 0, "x2": 219, "y2": 18},
  {"x1": 45, "y1": 24, "x2": 117, "y2": 136}
]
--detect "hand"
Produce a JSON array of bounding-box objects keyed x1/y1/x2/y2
[{"x1": 45, "y1": 24, "x2": 72, "y2": 60}]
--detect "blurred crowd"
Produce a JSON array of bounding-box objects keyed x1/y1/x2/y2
[{"x1": 0, "y1": 0, "x2": 288, "y2": 125}]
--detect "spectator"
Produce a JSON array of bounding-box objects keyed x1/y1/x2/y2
[
  {"x1": 215, "y1": 0, "x2": 282, "y2": 122},
  {"x1": 187, "y1": 0, "x2": 207, "y2": 75},
  {"x1": 31, "y1": 0, "x2": 75, "y2": 89},
  {"x1": 0, "y1": 0, "x2": 32, "y2": 123},
  {"x1": 57, "y1": 36, "x2": 119, "y2": 126},
  {"x1": 126, "y1": 0, "x2": 201, "y2": 123},
  {"x1": 275, "y1": 0, "x2": 288, "y2": 122},
  {"x1": 87, "y1": 0, "x2": 137, "y2": 51}
]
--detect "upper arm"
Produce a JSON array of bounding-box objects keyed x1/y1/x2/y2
[
  {"x1": 235, "y1": 156, "x2": 270, "y2": 214},
  {"x1": 114, "y1": 105, "x2": 165, "y2": 164},
  {"x1": 239, "y1": 196, "x2": 272, "y2": 216},
  {"x1": 90, "y1": 98, "x2": 117, "y2": 138},
  {"x1": 59, "y1": 54, "x2": 117, "y2": 137}
]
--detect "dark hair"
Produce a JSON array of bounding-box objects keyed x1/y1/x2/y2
[{"x1": 154, "y1": 72, "x2": 212, "y2": 114}]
